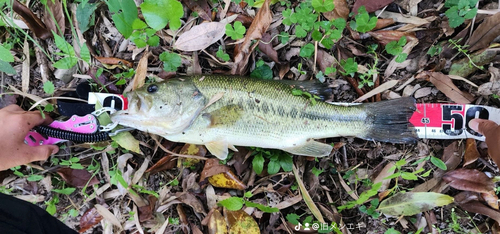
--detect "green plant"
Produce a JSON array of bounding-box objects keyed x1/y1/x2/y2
[
  {"x1": 45, "y1": 196, "x2": 59, "y2": 215},
  {"x1": 132, "y1": 184, "x2": 159, "y2": 198},
  {"x1": 216, "y1": 46, "x2": 230, "y2": 62},
  {"x1": 299, "y1": 43, "x2": 315, "y2": 58},
  {"x1": 427, "y1": 44, "x2": 443, "y2": 56},
  {"x1": 106, "y1": 0, "x2": 183, "y2": 48},
  {"x1": 311, "y1": 166, "x2": 324, "y2": 177},
  {"x1": 339, "y1": 58, "x2": 358, "y2": 77},
  {"x1": 386, "y1": 36, "x2": 408, "y2": 63},
  {"x1": 384, "y1": 228, "x2": 401, "y2": 234},
  {"x1": 0, "y1": 43, "x2": 15, "y2": 74},
  {"x1": 52, "y1": 32, "x2": 90, "y2": 69},
  {"x1": 43, "y1": 81, "x2": 55, "y2": 95},
  {"x1": 159, "y1": 51, "x2": 182, "y2": 72},
  {"x1": 225, "y1": 21, "x2": 246, "y2": 40},
  {"x1": 412, "y1": 155, "x2": 447, "y2": 170},
  {"x1": 350, "y1": 6, "x2": 377, "y2": 33},
  {"x1": 59, "y1": 157, "x2": 85, "y2": 169},
  {"x1": 218, "y1": 191, "x2": 279, "y2": 213},
  {"x1": 357, "y1": 45, "x2": 379, "y2": 88},
  {"x1": 279, "y1": 31, "x2": 290, "y2": 44},
  {"x1": 291, "y1": 89, "x2": 321, "y2": 106},
  {"x1": 251, "y1": 148, "x2": 293, "y2": 175},
  {"x1": 385, "y1": 158, "x2": 427, "y2": 181},
  {"x1": 283, "y1": 1, "x2": 345, "y2": 49},
  {"x1": 337, "y1": 181, "x2": 382, "y2": 211},
  {"x1": 250, "y1": 60, "x2": 273, "y2": 80},
  {"x1": 448, "y1": 39, "x2": 483, "y2": 70},
  {"x1": 114, "y1": 68, "x2": 135, "y2": 85},
  {"x1": 359, "y1": 198, "x2": 380, "y2": 218},
  {"x1": 444, "y1": 0, "x2": 478, "y2": 28}
]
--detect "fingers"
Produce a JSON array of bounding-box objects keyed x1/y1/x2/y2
[
  {"x1": 20, "y1": 144, "x2": 59, "y2": 162},
  {"x1": 469, "y1": 119, "x2": 500, "y2": 138}
]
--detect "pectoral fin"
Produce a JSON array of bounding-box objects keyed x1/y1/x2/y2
[
  {"x1": 283, "y1": 140, "x2": 333, "y2": 157},
  {"x1": 206, "y1": 140, "x2": 229, "y2": 160}
]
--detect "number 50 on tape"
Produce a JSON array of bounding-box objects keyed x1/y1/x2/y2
[{"x1": 410, "y1": 103, "x2": 500, "y2": 141}]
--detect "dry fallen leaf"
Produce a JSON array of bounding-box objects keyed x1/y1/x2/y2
[
  {"x1": 478, "y1": 66, "x2": 500, "y2": 96},
  {"x1": 481, "y1": 190, "x2": 499, "y2": 210},
  {"x1": 457, "y1": 200, "x2": 500, "y2": 224},
  {"x1": 469, "y1": 12, "x2": 500, "y2": 52},
  {"x1": 94, "y1": 56, "x2": 134, "y2": 69},
  {"x1": 177, "y1": 144, "x2": 206, "y2": 168},
  {"x1": 200, "y1": 158, "x2": 246, "y2": 190},
  {"x1": 208, "y1": 209, "x2": 228, "y2": 234},
  {"x1": 323, "y1": 0, "x2": 349, "y2": 20},
  {"x1": 180, "y1": 0, "x2": 212, "y2": 22},
  {"x1": 368, "y1": 30, "x2": 415, "y2": 46},
  {"x1": 174, "y1": 15, "x2": 237, "y2": 52},
  {"x1": 78, "y1": 207, "x2": 103, "y2": 233},
  {"x1": 463, "y1": 138, "x2": 480, "y2": 166},
  {"x1": 131, "y1": 51, "x2": 149, "y2": 91},
  {"x1": 56, "y1": 168, "x2": 100, "y2": 188},
  {"x1": 353, "y1": 0, "x2": 393, "y2": 13},
  {"x1": 442, "y1": 168, "x2": 495, "y2": 193},
  {"x1": 42, "y1": 0, "x2": 65, "y2": 36},
  {"x1": 12, "y1": 0, "x2": 51, "y2": 39},
  {"x1": 224, "y1": 208, "x2": 261, "y2": 234},
  {"x1": 146, "y1": 155, "x2": 177, "y2": 175},
  {"x1": 416, "y1": 71, "x2": 474, "y2": 104},
  {"x1": 231, "y1": 0, "x2": 273, "y2": 75}
]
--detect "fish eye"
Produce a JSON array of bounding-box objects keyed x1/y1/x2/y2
[{"x1": 147, "y1": 84, "x2": 158, "y2": 93}]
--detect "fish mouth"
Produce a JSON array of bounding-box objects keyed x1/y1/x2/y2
[{"x1": 110, "y1": 92, "x2": 148, "y2": 126}]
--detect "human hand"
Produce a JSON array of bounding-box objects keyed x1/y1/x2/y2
[
  {"x1": 0, "y1": 105, "x2": 59, "y2": 171},
  {"x1": 469, "y1": 119, "x2": 500, "y2": 167}
]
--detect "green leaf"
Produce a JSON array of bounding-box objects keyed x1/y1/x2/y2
[
  {"x1": 286, "y1": 213, "x2": 300, "y2": 225},
  {"x1": 386, "y1": 41, "x2": 403, "y2": 56},
  {"x1": 430, "y1": 156, "x2": 447, "y2": 170},
  {"x1": 43, "y1": 81, "x2": 55, "y2": 95},
  {"x1": 0, "y1": 60, "x2": 16, "y2": 75},
  {"x1": 378, "y1": 192, "x2": 454, "y2": 216},
  {"x1": 159, "y1": 51, "x2": 182, "y2": 72},
  {"x1": 351, "y1": 6, "x2": 377, "y2": 33},
  {"x1": 446, "y1": 7, "x2": 465, "y2": 28},
  {"x1": 106, "y1": 0, "x2": 138, "y2": 38},
  {"x1": 216, "y1": 47, "x2": 230, "y2": 62},
  {"x1": 52, "y1": 33, "x2": 75, "y2": 56},
  {"x1": 299, "y1": 43, "x2": 315, "y2": 58},
  {"x1": 27, "y1": 174, "x2": 44, "y2": 181},
  {"x1": 279, "y1": 153, "x2": 293, "y2": 172},
  {"x1": 311, "y1": 167, "x2": 323, "y2": 176},
  {"x1": 279, "y1": 31, "x2": 290, "y2": 44},
  {"x1": 325, "y1": 66, "x2": 336, "y2": 75},
  {"x1": 80, "y1": 43, "x2": 91, "y2": 64},
  {"x1": 267, "y1": 159, "x2": 281, "y2": 174},
  {"x1": 53, "y1": 187, "x2": 76, "y2": 195},
  {"x1": 245, "y1": 201, "x2": 279, "y2": 213},
  {"x1": 401, "y1": 172, "x2": 418, "y2": 180},
  {"x1": 252, "y1": 154, "x2": 265, "y2": 174},
  {"x1": 395, "y1": 53, "x2": 408, "y2": 63},
  {"x1": 53, "y1": 56, "x2": 78, "y2": 69},
  {"x1": 0, "y1": 44, "x2": 14, "y2": 62},
  {"x1": 226, "y1": 21, "x2": 246, "y2": 40},
  {"x1": 44, "y1": 103, "x2": 54, "y2": 112},
  {"x1": 140, "y1": 0, "x2": 183, "y2": 31},
  {"x1": 45, "y1": 199, "x2": 57, "y2": 215},
  {"x1": 244, "y1": 191, "x2": 253, "y2": 198},
  {"x1": 147, "y1": 35, "x2": 160, "y2": 47},
  {"x1": 340, "y1": 57, "x2": 358, "y2": 77},
  {"x1": 384, "y1": 228, "x2": 401, "y2": 234},
  {"x1": 250, "y1": 64, "x2": 273, "y2": 80},
  {"x1": 219, "y1": 197, "x2": 245, "y2": 211},
  {"x1": 76, "y1": 0, "x2": 98, "y2": 33},
  {"x1": 464, "y1": 7, "x2": 477, "y2": 19},
  {"x1": 312, "y1": 0, "x2": 335, "y2": 13},
  {"x1": 295, "y1": 25, "x2": 307, "y2": 38}
]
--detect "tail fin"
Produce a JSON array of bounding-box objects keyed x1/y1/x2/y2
[{"x1": 362, "y1": 97, "x2": 417, "y2": 144}]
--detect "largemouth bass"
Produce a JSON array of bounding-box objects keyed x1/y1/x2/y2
[{"x1": 111, "y1": 76, "x2": 417, "y2": 159}]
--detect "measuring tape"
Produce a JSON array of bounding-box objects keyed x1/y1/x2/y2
[
  {"x1": 410, "y1": 103, "x2": 500, "y2": 141},
  {"x1": 87, "y1": 93, "x2": 500, "y2": 141}
]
